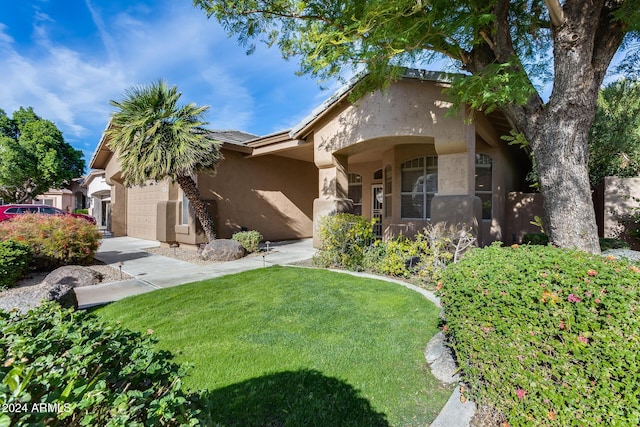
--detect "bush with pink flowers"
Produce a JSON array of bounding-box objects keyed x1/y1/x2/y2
[
  {"x1": 0, "y1": 214, "x2": 101, "y2": 269},
  {"x1": 438, "y1": 243, "x2": 640, "y2": 426}
]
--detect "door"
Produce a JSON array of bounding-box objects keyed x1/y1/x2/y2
[{"x1": 371, "y1": 184, "x2": 383, "y2": 239}]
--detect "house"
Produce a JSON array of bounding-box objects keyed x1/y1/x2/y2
[
  {"x1": 82, "y1": 169, "x2": 111, "y2": 228},
  {"x1": 89, "y1": 70, "x2": 535, "y2": 248},
  {"x1": 34, "y1": 178, "x2": 87, "y2": 212}
]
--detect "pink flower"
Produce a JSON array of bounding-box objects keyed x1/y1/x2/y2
[
  {"x1": 577, "y1": 335, "x2": 589, "y2": 344},
  {"x1": 516, "y1": 388, "x2": 527, "y2": 399},
  {"x1": 585, "y1": 291, "x2": 591, "y2": 297},
  {"x1": 587, "y1": 269, "x2": 598, "y2": 276},
  {"x1": 595, "y1": 298, "x2": 601, "y2": 304},
  {"x1": 559, "y1": 321, "x2": 566, "y2": 330},
  {"x1": 568, "y1": 293, "x2": 581, "y2": 303},
  {"x1": 517, "y1": 354, "x2": 524, "y2": 362}
]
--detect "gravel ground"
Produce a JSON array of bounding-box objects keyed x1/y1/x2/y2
[{"x1": 144, "y1": 246, "x2": 270, "y2": 265}]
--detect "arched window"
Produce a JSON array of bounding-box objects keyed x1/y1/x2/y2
[
  {"x1": 401, "y1": 157, "x2": 438, "y2": 219},
  {"x1": 475, "y1": 154, "x2": 493, "y2": 219},
  {"x1": 384, "y1": 164, "x2": 392, "y2": 218},
  {"x1": 373, "y1": 169, "x2": 383, "y2": 180},
  {"x1": 348, "y1": 173, "x2": 363, "y2": 215}
]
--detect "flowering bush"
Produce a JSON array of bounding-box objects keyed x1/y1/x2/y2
[
  {"x1": 0, "y1": 214, "x2": 101, "y2": 269},
  {"x1": 439, "y1": 243, "x2": 640, "y2": 426},
  {"x1": 0, "y1": 240, "x2": 32, "y2": 289}
]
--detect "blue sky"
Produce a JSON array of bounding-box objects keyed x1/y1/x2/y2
[{"x1": 0, "y1": 0, "x2": 346, "y2": 170}]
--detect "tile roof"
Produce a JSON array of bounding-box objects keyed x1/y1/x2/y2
[{"x1": 207, "y1": 130, "x2": 259, "y2": 146}]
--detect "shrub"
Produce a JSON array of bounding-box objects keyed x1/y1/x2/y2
[
  {"x1": 599, "y1": 237, "x2": 630, "y2": 251},
  {"x1": 0, "y1": 302, "x2": 205, "y2": 426},
  {"x1": 73, "y1": 208, "x2": 89, "y2": 215},
  {"x1": 363, "y1": 238, "x2": 413, "y2": 277},
  {"x1": 0, "y1": 214, "x2": 101, "y2": 269},
  {"x1": 522, "y1": 232, "x2": 549, "y2": 245},
  {"x1": 0, "y1": 240, "x2": 32, "y2": 289},
  {"x1": 232, "y1": 230, "x2": 263, "y2": 253},
  {"x1": 439, "y1": 243, "x2": 640, "y2": 426},
  {"x1": 313, "y1": 213, "x2": 377, "y2": 270}
]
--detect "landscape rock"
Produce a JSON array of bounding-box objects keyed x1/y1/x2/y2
[
  {"x1": 0, "y1": 282, "x2": 77, "y2": 314},
  {"x1": 424, "y1": 331, "x2": 460, "y2": 384},
  {"x1": 42, "y1": 265, "x2": 101, "y2": 288},
  {"x1": 200, "y1": 239, "x2": 245, "y2": 262}
]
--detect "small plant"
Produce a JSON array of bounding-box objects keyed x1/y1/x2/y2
[
  {"x1": 73, "y1": 208, "x2": 89, "y2": 214},
  {"x1": 232, "y1": 230, "x2": 263, "y2": 253},
  {"x1": 0, "y1": 302, "x2": 205, "y2": 426},
  {"x1": 522, "y1": 232, "x2": 549, "y2": 245},
  {"x1": 0, "y1": 214, "x2": 101, "y2": 269},
  {"x1": 439, "y1": 243, "x2": 640, "y2": 426},
  {"x1": 313, "y1": 213, "x2": 377, "y2": 270},
  {"x1": 599, "y1": 237, "x2": 630, "y2": 251},
  {"x1": 0, "y1": 240, "x2": 32, "y2": 289}
]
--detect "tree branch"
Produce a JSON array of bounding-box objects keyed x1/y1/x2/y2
[{"x1": 545, "y1": 0, "x2": 566, "y2": 27}]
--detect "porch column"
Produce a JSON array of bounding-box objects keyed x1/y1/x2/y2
[
  {"x1": 431, "y1": 119, "x2": 482, "y2": 242},
  {"x1": 313, "y1": 153, "x2": 353, "y2": 247}
]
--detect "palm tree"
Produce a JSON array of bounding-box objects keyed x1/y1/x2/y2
[{"x1": 106, "y1": 79, "x2": 221, "y2": 242}]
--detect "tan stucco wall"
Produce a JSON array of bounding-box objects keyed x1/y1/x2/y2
[
  {"x1": 600, "y1": 177, "x2": 640, "y2": 244},
  {"x1": 197, "y1": 149, "x2": 318, "y2": 241},
  {"x1": 125, "y1": 180, "x2": 174, "y2": 241},
  {"x1": 504, "y1": 192, "x2": 545, "y2": 243}
]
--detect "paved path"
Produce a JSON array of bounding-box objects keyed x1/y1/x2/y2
[{"x1": 74, "y1": 236, "x2": 474, "y2": 426}]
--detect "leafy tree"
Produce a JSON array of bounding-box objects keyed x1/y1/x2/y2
[
  {"x1": 589, "y1": 78, "x2": 640, "y2": 187},
  {"x1": 0, "y1": 107, "x2": 84, "y2": 203},
  {"x1": 192, "y1": 0, "x2": 640, "y2": 253},
  {"x1": 107, "y1": 79, "x2": 221, "y2": 242}
]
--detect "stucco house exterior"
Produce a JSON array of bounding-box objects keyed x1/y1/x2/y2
[{"x1": 89, "y1": 70, "x2": 534, "y2": 248}]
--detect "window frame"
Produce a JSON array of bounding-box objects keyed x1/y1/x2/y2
[{"x1": 400, "y1": 156, "x2": 438, "y2": 220}]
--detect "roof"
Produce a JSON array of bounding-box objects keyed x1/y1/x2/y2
[{"x1": 207, "y1": 130, "x2": 259, "y2": 146}]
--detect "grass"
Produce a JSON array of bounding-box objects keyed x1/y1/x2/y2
[{"x1": 95, "y1": 266, "x2": 451, "y2": 426}]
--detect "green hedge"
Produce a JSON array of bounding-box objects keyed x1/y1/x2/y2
[
  {"x1": 439, "y1": 243, "x2": 640, "y2": 426},
  {"x1": 0, "y1": 303, "x2": 205, "y2": 426},
  {"x1": 0, "y1": 240, "x2": 32, "y2": 289}
]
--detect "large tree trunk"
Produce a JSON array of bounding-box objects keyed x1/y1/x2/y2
[
  {"x1": 530, "y1": 114, "x2": 601, "y2": 253},
  {"x1": 495, "y1": 0, "x2": 625, "y2": 254},
  {"x1": 175, "y1": 174, "x2": 216, "y2": 242}
]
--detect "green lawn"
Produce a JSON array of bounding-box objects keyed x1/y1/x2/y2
[{"x1": 95, "y1": 266, "x2": 451, "y2": 426}]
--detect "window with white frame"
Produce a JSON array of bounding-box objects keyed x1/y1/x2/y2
[
  {"x1": 181, "y1": 193, "x2": 190, "y2": 225},
  {"x1": 348, "y1": 173, "x2": 363, "y2": 215},
  {"x1": 475, "y1": 154, "x2": 493, "y2": 219},
  {"x1": 401, "y1": 156, "x2": 438, "y2": 219}
]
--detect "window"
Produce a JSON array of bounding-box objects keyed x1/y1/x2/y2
[
  {"x1": 384, "y1": 164, "x2": 392, "y2": 218},
  {"x1": 373, "y1": 169, "x2": 383, "y2": 180},
  {"x1": 181, "y1": 193, "x2": 190, "y2": 225},
  {"x1": 401, "y1": 156, "x2": 438, "y2": 219},
  {"x1": 475, "y1": 154, "x2": 493, "y2": 219},
  {"x1": 348, "y1": 173, "x2": 363, "y2": 215}
]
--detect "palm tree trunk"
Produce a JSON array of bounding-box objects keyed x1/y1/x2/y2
[{"x1": 175, "y1": 174, "x2": 216, "y2": 242}]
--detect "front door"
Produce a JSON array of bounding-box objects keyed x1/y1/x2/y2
[{"x1": 371, "y1": 184, "x2": 383, "y2": 239}]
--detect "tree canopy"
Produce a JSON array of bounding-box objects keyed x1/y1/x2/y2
[
  {"x1": 193, "y1": 0, "x2": 640, "y2": 253},
  {"x1": 589, "y1": 78, "x2": 640, "y2": 187},
  {"x1": 0, "y1": 107, "x2": 84, "y2": 204},
  {"x1": 107, "y1": 79, "x2": 221, "y2": 241}
]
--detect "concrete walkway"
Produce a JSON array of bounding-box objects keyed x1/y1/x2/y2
[{"x1": 74, "y1": 236, "x2": 474, "y2": 426}]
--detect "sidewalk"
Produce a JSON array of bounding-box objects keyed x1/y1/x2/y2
[{"x1": 74, "y1": 237, "x2": 316, "y2": 309}]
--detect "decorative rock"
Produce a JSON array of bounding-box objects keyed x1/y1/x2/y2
[
  {"x1": 42, "y1": 265, "x2": 101, "y2": 288},
  {"x1": 0, "y1": 282, "x2": 77, "y2": 314},
  {"x1": 200, "y1": 239, "x2": 245, "y2": 261},
  {"x1": 424, "y1": 331, "x2": 460, "y2": 384}
]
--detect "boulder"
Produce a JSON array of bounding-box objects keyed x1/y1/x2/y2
[
  {"x1": 0, "y1": 282, "x2": 77, "y2": 314},
  {"x1": 42, "y1": 265, "x2": 101, "y2": 288},
  {"x1": 200, "y1": 239, "x2": 245, "y2": 261}
]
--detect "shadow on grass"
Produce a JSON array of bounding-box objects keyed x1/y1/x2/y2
[{"x1": 199, "y1": 369, "x2": 390, "y2": 426}]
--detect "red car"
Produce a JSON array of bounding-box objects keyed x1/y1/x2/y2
[{"x1": 0, "y1": 204, "x2": 96, "y2": 224}]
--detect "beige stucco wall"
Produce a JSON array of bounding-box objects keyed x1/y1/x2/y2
[
  {"x1": 504, "y1": 192, "x2": 545, "y2": 243},
  {"x1": 197, "y1": 149, "x2": 318, "y2": 241},
  {"x1": 600, "y1": 176, "x2": 640, "y2": 244},
  {"x1": 125, "y1": 180, "x2": 174, "y2": 241}
]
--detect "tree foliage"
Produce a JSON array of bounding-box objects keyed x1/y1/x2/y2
[
  {"x1": 192, "y1": 0, "x2": 640, "y2": 253},
  {"x1": 0, "y1": 107, "x2": 84, "y2": 203},
  {"x1": 589, "y1": 78, "x2": 640, "y2": 187},
  {"x1": 107, "y1": 79, "x2": 221, "y2": 241}
]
